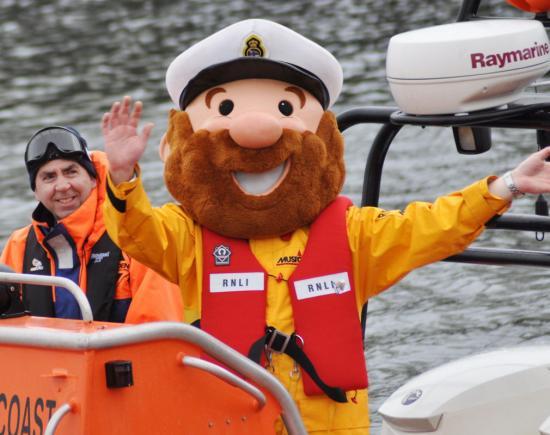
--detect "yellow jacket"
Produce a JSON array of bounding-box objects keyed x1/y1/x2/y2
[{"x1": 103, "y1": 174, "x2": 508, "y2": 434}]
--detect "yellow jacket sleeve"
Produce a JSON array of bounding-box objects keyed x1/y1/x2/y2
[
  {"x1": 103, "y1": 172, "x2": 197, "y2": 284},
  {"x1": 348, "y1": 177, "x2": 510, "y2": 302},
  {"x1": 103, "y1": 173, "x2": 201, "y2": 323}
]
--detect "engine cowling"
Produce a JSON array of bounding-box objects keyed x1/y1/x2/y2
[{"x1": 379, "y1": 346, "x2": 550, "y2": 435}]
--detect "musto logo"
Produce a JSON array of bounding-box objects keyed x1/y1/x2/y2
[{"x1": 470, "y1": 41, "x2": 550, "y2": 69}]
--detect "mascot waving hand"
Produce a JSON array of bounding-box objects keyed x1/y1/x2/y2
[{"x1": 102, "y1": 19, "x2": 550, "y2": 435}]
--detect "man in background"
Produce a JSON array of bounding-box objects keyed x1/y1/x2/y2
[{"x1": 1, "y1": 125, "x2": 182, "y2": 323}]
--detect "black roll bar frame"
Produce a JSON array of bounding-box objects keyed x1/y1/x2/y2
[
  {"x1": 336, "y1": 101, "x2": 550, "y2": 269},
  {"x1": 336, "y1": 101, "x2": 550, "y2": 332}
]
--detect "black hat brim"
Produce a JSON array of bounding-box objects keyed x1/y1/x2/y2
[{"x1": 178, "y1": 57, "x2": 330, "y2": 110}]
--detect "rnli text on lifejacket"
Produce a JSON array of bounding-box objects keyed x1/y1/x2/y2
[
  {"x1": 210, "y1": 272, "x2": 264, "y2": 292},
  {"x1": 294, "y1": 272, "x2": 351, "y2": 300}
]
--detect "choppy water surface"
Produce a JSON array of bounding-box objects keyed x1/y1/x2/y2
[{"x1": 0, "y1": 0, "x2": 548, "y2": 431}]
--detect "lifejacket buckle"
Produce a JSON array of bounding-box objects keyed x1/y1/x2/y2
[{"x1": 265, "y1": 327, "x2": 291, "y2": 354}]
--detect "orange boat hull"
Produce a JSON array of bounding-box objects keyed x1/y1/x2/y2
[{"x1": 0, "y1": 317, "x2": 281, "y2": 434}]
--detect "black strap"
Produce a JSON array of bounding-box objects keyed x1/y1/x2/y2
[
  {"x1": 86, "y1": 232, "x2": 122, "y2": 322},
  {"x1": 22, "y1": 228, "x2": 55, "y2": 317},
  {"x1": 360, "y1": 301, "x2": 368, "y2": 340},
  {"x1": 249, "y1": 334, "x2": 266, "y2": 363},
  {"x1": 248, "y1": 326, "x2": 348, "y2": 403}
]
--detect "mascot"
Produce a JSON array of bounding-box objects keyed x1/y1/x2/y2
[{"x1": 102, "y1": 19, "x2": 550, "y2": 434}]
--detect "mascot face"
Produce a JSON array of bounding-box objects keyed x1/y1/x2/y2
[{"x1": 164, "y1": 79, "x2": 345, "y2": 238}]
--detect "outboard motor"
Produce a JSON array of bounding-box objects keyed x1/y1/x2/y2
[
  {"x1": 379, "y1": 346, "x2": 550, "y2": 435},
  {"x1": 0, "y1": 263, "x2": 28, "y2": 318}
]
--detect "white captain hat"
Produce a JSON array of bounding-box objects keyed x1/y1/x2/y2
[{"x1": 166, "y1": 19, "x2": 343, "y2": 110}]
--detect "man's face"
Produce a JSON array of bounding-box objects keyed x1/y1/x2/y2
[
  {"x1": 34, "y1": 159, "x2": 96, "y2": 220},
  {"x1": 164, "y1": 79, "x2": 345, "y2": 238}
]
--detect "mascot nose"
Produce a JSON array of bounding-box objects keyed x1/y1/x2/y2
[{"x1": 229, "y1": 112, "x2": 283, "y2": 149}]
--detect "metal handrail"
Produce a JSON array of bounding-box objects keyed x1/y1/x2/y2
[
  {"x1": 45, "y1": 403, "x2": 72, "y2": 435},
  {"x1": 446, "y1": 246, "x2": 550, "y2": 267},
  {"x1": 0, "y1": 272, "x2": 93, "y2": 321},
  {"x1": 182, "y1": 355, "x2": 267, "y2": 409}
]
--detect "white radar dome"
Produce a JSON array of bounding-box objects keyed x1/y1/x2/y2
[{"x1": 386, "y1": 20, "x2": 550, "y2": 115}]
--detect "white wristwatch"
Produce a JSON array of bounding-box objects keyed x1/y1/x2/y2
[{"x1": 502, "y1": 171, "x2": 525, "y2": 199}]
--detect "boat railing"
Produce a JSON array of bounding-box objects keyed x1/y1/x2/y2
[{"x1": 0, "y1": 272, "x2": 94, "y2": 321}]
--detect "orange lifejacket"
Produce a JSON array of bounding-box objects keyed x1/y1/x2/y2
[{"x1": 201, "y1": 197, "x2": 367, "y2": 401}]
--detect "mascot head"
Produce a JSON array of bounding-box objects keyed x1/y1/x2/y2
[{"x1": 163, "y1": 19, "x2": 345, "y2": 238}]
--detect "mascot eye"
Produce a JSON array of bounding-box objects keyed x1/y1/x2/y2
[
  {"x1": 218, "y1": 99, "x2": 234, "y2": 116},
  {"x1": 278, "y1": 100, "x2": 293, "y2": 116}
]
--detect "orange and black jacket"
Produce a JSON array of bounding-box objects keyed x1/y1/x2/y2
[{"x1": 0, "y1": 151, "x2": 183, "y2": 323}]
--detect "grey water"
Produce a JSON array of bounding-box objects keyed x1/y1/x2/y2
[{"x1": 0, "y1": 0, "x2": 548, "y2": 432}]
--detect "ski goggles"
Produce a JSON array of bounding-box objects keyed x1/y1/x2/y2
[{"x1": 25, "y1": 126, "x2": 88, "y2": 166}]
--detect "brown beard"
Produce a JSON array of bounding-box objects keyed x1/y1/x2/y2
[{"x1": 164, "y1": 110, "x2": 345, "y2": 238}]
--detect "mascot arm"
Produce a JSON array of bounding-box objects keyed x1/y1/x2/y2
[
  {"x1": 103, "y1": 172, "x2": 196, "y2": 284},
  {"x1": 348, "y1": 176, "x2": 509, "y2": 301}
]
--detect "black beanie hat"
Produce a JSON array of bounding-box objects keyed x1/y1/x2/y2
[{"x1": 26, "y1": 126, "x2": 97, "y2": 191}]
